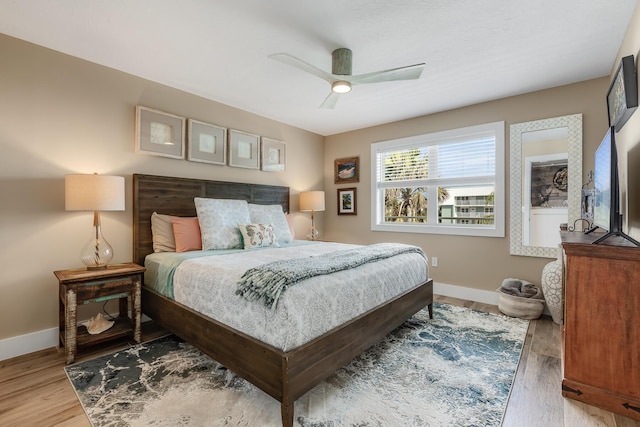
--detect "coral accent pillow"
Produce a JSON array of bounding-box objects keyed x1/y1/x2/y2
[
  {"x1": 171, "y1": 217, "x2": 202, "y2": 252},
  {"x1": 238, "y1": 223, "x2": 278, "y2": 249}
]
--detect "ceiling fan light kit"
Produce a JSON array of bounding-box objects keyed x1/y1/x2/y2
[
  {"x1": 331, "y1": 80, "x2": 352, "y2": 93},
  {"x1": 269, "y1": 48, "x2": 424, "y2": 108}
]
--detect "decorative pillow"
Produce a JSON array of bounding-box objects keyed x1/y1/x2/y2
[
  {"x1": 248, "y1": 204, "x2": 293, "y2": 244},
  {"x1": 285, "y1": 213, "x2": 295, "y2": 240},
  {"x1": 194, "y1": 198, "x2": 251, "y2": 250},
  {"x1": 171, "y1": 217, "x2": 202, "y2": 252},
  {"x1": 238, "y1": 223, "x2": 278, "y2": 249},
  {"x1": 151, "y1": 212, "x2": 176, "y2": 252}
]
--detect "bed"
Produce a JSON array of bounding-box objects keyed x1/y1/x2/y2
[{"x1": 133, "y1": 173, "x2": 433, "y2": 426}]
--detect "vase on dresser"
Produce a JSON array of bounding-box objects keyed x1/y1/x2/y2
[{"x1": 541, "y1": 259, "x2": 563, "y2": 324}]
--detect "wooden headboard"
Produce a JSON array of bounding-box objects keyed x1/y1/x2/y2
[{"x1": 133, "y1": 174, "x2": 290, "y2": 266}]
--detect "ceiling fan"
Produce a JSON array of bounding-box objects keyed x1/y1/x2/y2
[{"x1": 269, "y1": 48, "x2": 425, "y2": 109}]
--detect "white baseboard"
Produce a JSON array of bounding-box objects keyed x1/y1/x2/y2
[
  {"x1": 0, "y1": 313, "x2": 153, "y2": 362},
  {"x1": 1, "y1": 285, "x2": 537, "y2": 362},
  {"x1": 434, "y1": 281, "x2": 550, "y2": 316},
  {"x1": 433, "y1": 281, "x2": 500, "y2": 306},
  {"x1": 0, "y1": 327, "x2": 59, "y2": 362}
]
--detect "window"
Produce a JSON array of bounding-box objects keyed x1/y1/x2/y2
[{"x1": 371, "y1": 121, "x2": 505, "y2": 237}]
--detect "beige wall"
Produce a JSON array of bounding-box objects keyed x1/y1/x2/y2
[
  {"x1": 0, "y1": 35, "x2": 324, "y2": 341},
  {"x1": 324, "y1": 78, "x2": 610, "y2": 293},
  {"x1": 4, "y1": 4, "x2": 639, "y2": 344},
  {"x1": 614, "y1": 4, "x2": 640, "y2": 240}
]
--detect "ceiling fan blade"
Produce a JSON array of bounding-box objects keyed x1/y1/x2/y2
[
  {"x1": 350, "y1": 63, "x2": 425, "y2": 85},
  {"x1": 269, "y1": 53, "x2": 334, "y2": 83},
  {"x1": 320, "y1": 91, "x2": 340, "y2": 109}
]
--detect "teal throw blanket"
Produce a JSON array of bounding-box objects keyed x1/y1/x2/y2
[{"x1": 236, "y1": 243, "x2": 426, "y2": 309}]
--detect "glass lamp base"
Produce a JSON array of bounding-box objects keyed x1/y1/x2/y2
[
  {"x1": 307, "y1": 223, "x2": 319, "y2": 241},
  {"x1": 80, "y1": 224, "x2": 113, "y2": 270}
]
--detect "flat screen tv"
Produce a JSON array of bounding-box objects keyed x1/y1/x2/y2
[{"x1": 586, "y1": 126, "x2": 640, "y2": 245}]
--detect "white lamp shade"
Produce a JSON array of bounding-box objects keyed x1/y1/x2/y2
[
  {"x1": 65, "y1": 174, "x2": 125, "y2": 211},
  {"x1": 300, "y1": 191, "x2": 325, "y2": 212}
]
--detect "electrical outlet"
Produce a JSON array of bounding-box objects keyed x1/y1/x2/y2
[{"x1": 431, "y1": 257, "x2": 438, "y2": 267}]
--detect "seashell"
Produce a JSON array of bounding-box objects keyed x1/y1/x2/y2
[{"x1": 83, "y1": 313, "x2": 114, "y2": 335}]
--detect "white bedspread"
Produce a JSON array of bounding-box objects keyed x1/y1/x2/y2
[{"x1": 172, "y1": 242, "x2": 428, "y2": 351}]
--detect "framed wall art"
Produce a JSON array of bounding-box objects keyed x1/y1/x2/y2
[
  {"x1": 334, "y1": 156, "x2": 359, "y2": 184},
  {"x1": 261, "y1": 137, "x2": 286, "y2": 171},
  {"x1": 337, "y1": 187, "x2": 357, "y2": 215},
  {"x1": 606, "y1": 54, "x2": 638, "y2": 131},
  {"x1": 135, "y1": 105, "x2": 185, "y2": 159},
  {"x1": 187, "y1": 119, "x2": 227, "y2": 165},
  {"x1": 229, "y1": 129, "x2": 260, "y2": 169}
]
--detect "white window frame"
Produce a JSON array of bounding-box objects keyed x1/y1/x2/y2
[{"x1": 370, "y1": 121, "x2": 505, "y2": 237}]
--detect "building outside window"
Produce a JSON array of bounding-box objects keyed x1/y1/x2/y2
[{"x1": 444, "y1": 187, "x2": 495, "y2": 224}]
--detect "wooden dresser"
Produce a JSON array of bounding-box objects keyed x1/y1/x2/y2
[{"x1": 561, "y1": 232, "x2": 640, "y2": 420}]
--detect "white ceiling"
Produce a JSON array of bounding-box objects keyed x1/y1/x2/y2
[{"x1": 0, "y1": 0, "x2": 637, "y2": 136}]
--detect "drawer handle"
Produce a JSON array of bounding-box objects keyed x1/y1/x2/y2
[
  {"x1": 562, "y1": 385, "x2": 582, "y2": 395},
  {"x1": 623, "y1": 403, "x2": 640, "y2": 413}
]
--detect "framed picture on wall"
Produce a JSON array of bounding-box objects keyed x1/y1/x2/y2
[
  {"x1": 261, "y1": 137, "x2": 286, "y2": 171},
  {"x1": 135, "y1": 105, "x2": 185, "y2": 159},
  {"x1": 187, "y1": 119, "x2": 226, "y2": 165},
  {"x1": 334, "y1": 156, "x2": 359, "y2": 184},
  {"x1": 337, "y1": 187, "x2": 357, "y2": 215},
  {"x1": 229, "y1": 129, "x2": 260, "y2": 169},
  {"x1": 606, "y1": 54, "x2": 638, "y2": 131}
]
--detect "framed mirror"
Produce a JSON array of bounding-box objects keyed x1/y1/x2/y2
[{"x1": 510, "y1": 114, "x2": 582, "y2": 257}]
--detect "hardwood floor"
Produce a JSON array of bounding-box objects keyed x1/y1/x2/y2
[
  {"x1": 0, "y1": 295, "x2": 638, "y2": 426},
  {"x1": 435, "y1": 295, "x2": 640, "y2": 427}
]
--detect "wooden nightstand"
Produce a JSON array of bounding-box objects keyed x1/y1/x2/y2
[{"x1": 54, "y1": 263, "x2": 145, "y2": 364}]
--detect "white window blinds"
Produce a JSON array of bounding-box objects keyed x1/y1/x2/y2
[{"x1": 371, "y1": 121, "x2": 505, "y2": 237}]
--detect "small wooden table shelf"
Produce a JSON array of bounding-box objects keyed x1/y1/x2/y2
[{"x1": 54, "y1": 263, "x2": 145, "y2": 364}]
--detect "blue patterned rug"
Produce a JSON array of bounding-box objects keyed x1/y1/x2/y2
[{"x1": 65, "y1": 303, "x2": 528, "y2": 426}]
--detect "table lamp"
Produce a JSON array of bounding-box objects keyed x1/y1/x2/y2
[
  {"x1": 299, "y1": 191, "x2": 325, "y2": 241},
  {"x1": 65, "y1": 173, "x2": 125, "y2": 270}
]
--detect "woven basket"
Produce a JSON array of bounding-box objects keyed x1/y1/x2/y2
[{"x1": 497, "y1": 279, "x2": 545, "y2": 320}]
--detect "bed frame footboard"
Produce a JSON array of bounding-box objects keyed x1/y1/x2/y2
[{"x1": 142, "y1": 279, "x2": 433, "y2": 426}]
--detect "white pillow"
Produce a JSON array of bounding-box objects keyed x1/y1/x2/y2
[
  {"x1": 194, "y1": 198, "x2": 251, "y2": 249},
  {"x1": 150, "y1": 212, "x2": 176, "y2": 252},
  {"x1": 248, "y1": 204, "x2": 292, "y2": 244},
  {"x1": 238, "y1": 223, "x2": 278, "y2": 249}
]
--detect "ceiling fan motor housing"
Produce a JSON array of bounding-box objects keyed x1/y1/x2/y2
[{"x1": 332, "y1": 48, "x2": 352, "y2": 76}]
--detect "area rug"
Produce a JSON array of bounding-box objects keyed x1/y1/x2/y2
[{"x1": 65, "y1": 303, "x2": 529, "y2": 426}]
